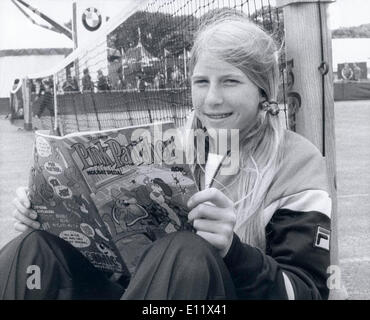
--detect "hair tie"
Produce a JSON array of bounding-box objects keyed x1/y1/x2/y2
[{"x1": 259, "y1": 100, "x2": 280, "y2": 116}]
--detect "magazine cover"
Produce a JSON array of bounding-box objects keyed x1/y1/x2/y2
[{"x1": 28, "y1": 122, "x2": 198, "y2": 274}]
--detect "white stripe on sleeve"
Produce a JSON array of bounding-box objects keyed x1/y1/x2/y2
[
  {"x1": 264, "y1": 190, "x2": 332, "y2": 226},
  {"x1": 282, "y1": 272, "x2": 295, "y2": 300}
]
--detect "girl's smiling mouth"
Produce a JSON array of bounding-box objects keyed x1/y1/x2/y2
[{"x1": 203, "y1": 112, "x2": 233, "y2": 119}]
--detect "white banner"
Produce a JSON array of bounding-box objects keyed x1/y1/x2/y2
[{"x1": 73, "y1": 0, "x2": 113, "y2": 48}]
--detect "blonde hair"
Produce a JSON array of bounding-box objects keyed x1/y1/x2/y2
[{"x1": 189, "y1": 9, "x2": 284, "y2": 250}]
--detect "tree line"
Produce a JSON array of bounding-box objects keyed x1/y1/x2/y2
[
  {"x1": 107, "y1": 7, "x2": 284, "y2": 59},
  {"x1": 332, "y1": 24, "x2": 370, "y2": 38}
]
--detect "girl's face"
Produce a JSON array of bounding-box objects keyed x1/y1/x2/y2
[{"x1": 191, "y1": 53, "x2": 261, "y2": 131}]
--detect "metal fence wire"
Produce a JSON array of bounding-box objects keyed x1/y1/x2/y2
[{"x1": 26, "y1": 0, "x2": 285, "y2": 135}]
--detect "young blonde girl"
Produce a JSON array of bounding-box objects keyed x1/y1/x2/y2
[{"x1": 3, "y1": 9, "x2": 331, "y2": 300}]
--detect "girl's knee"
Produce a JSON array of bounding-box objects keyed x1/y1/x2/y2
[
  {"x1": 132, "y1": 231, "x2": 221, "y2": 281},
  {"x1": 164, "y1": 231, "x2": 216, "y2": 256},
  {"x1": 18, "y1": 230, "x2": 59, "y2": 252},
  {"x1": 7, "y1": 230, "x2": 74, "y2": 268},
  {"x1": 1, "y1": 230, "x2": 46, "y2": 257}
]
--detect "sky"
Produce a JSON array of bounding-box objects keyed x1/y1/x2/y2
[
  {"x1": 1, "y1": 0, "x2": 370, "y2": 50},
  {"x1": 328, "y1": 0, "x2": 370, "y2": 29}
]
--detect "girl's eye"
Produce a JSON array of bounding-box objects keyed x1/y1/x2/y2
[
  {"x1": 193, "y1": 79, "x2": 208, "y2": 85},
  {"x1": 224, "y1": 79, "x2": 240, "y2": 84}
]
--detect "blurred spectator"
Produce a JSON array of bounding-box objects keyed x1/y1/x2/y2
[
  {"x1": 12, "y1": 78, "x2": 20, "y2": 91},
  {"x1": 170, "y1": 65, "x2": 184, "y2": 88},
  {"x1": 8, "y1": 79, "x2": 23, "y2": 121},
  {"x1": 108, "y1": 58, "x2": 123, "y2": 90},
  {"x1": 82, "y1": 68, "x2": 94, "y2": 92},
  {"x1": 117, "y1": 73, "x2": 128, "y2": 90},
  {"x1": 341, "y1": 63, "x2": 353, "y2": 81},
  {"x1": 97, "y1": 69, "x2": 110, "y2": 91},
  {"x1": 30, "y1": 80, "x2": 36, "y2": 94},
  {"x1": 35, "y1": 78, "x2": 44, "y2": 96},
  {"x1": 154, "y1": 71, "x2": 165, "y2": 89},
  {"x1": 136, "y1": 75, "x2": 146, "y2": 92},
  {"x1": 353, "y1": 63, "x2": 361, "y2": 81},
  {"x1": 36, "y1": 81, "x2": 54, "y2": 118},
  {"x1": 63, "y1": 75, "x2": 79, "y2": 92},
  {"x1": 47, "y1": 77, "x2": 54, "y2": 89}
]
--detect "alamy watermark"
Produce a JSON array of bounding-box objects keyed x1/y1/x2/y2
[
  {"x1": 327, "y1": 264, "x2": 342, "y2": 291},
  {"x1": 70, "y1": 124, "x2": 241, "y2": 176},
  {"x1": 26, "y1": 265, "x2": 41, "y2": 290}
]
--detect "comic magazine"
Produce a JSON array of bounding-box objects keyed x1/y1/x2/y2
[{"x1": 28, "y1": 122, "x2": 198, "y2": 275}]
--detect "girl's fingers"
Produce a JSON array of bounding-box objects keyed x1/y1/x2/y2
[
  {"x1": 12, "y1": 198, "x2": 37, "y2": 220},
  {"x1": 14, "y1": 221, "x2": 31, "y2": 233},
  {"x1": 12, "y1": 209, "x2": 40, "y2": 229},
  {"x1": 15, "y1": 187, "x2": 31, "y2": 208},
  {"x1": 188, "y1": 188, "x2": 233, "y2": 209},
  {"x1": 193, "y1": 218, "x2": 232, "y2": 235},
  {"x1": 188, "y1": 203, "x2": 221, "y2": 222},
  {"x1": 188, "y1": 203, "x2": 236, "y2": 224}
]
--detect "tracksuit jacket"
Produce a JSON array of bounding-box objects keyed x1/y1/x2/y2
[{"x1": 193, "y1": 129, "x2": 332, "y2": 300}]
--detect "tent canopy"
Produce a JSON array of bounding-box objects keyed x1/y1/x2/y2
[{"x1": 0, "y1": 49, "x2": 72, "y2": 97}]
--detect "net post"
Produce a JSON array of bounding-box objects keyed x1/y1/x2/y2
[
  {"x1": 53, "y1": 74, "x2": 59, "y2": 134},
  {"x1": 72, "y1": 1, "x2": 78, "y2": 49},
  {"x1": 276, "y1": 0, "x2": 347, "y2": 300},
  {"x1": 22, "y1": 77, "x2": 32, "y2": 131},
  {"x1": 9, "y1": 91, "x2": 14, "y2": 119}
]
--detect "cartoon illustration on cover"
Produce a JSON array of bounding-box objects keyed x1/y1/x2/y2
[
  {"x1": 28, "y1": 133, "x2": 127, "y2": 274},
  {"x1": 28, "y1": 122, "x2": 198, "y2": 274}
]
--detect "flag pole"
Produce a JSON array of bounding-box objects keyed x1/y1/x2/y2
[
  {"x1": 164, "y1": 48, "x2": 168, "y2": 84},
  {"x1": 183, "y1": 47, "x2": 187, "y2": 81}
]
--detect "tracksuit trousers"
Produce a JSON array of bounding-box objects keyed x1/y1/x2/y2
[{"x1": 0, "y1": 230, "x2": 237, "y2": 300}]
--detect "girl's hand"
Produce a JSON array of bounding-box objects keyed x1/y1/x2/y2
[
  {"x1": 12, "y1": 187, "x2": 40, "y2": 232},
  {"x1": 187, "y1": 188, "x2": 236, "y2": 257}
]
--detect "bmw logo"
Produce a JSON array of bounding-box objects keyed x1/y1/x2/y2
[{"x1": 82, "y1": 7, "x2": 102, "y2": 32}]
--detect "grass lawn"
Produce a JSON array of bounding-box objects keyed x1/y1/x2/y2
[{"x1": 335, "y1": 100, "x2": 370, "y2": 300}]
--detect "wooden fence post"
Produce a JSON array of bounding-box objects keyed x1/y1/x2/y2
[{"x1": 276, "y1": 0, "x2": 348, "y2": 299}]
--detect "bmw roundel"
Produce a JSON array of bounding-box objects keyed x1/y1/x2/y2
[{"x1": 82, "y1": 7, "x2": 102, "y2": 32}]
